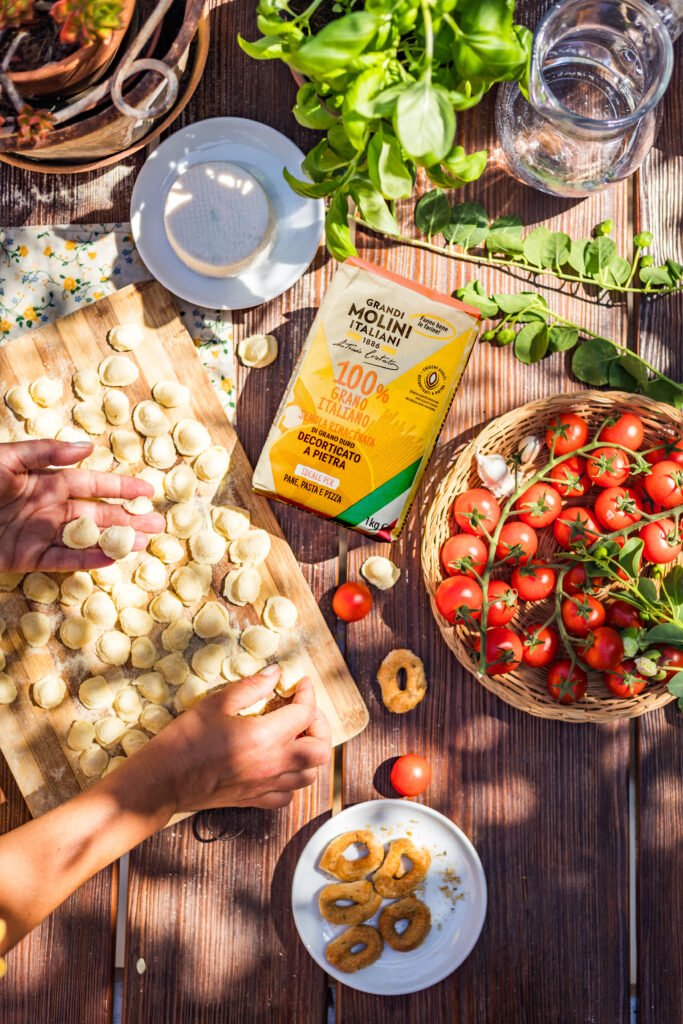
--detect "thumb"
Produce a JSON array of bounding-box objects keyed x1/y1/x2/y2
[
  {"x1": 10, "y1": 440, "x2": 93, "y2": 470},
  {"x1": 220, "y1": 663, "x2": 280, "y2": 715}
]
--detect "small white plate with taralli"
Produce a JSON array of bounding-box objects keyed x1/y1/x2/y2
[{"x1": 291, "y1": 799, "x2": 487, "y2": 995}]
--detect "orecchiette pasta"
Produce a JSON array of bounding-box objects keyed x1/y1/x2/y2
[{"x1": 152, "y1": 380, "x2": 189, "y2": 408}]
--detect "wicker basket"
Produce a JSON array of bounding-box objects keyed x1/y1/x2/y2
[{"x1": 422, "y1": 390, "x2": 683, "y2": 722}]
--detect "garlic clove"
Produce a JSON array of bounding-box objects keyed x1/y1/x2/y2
[
  {"x1": 475, "y1": 450, "x2": 518, "y2": 499},
  {"x1": 518, "y1": 434, "x2": 543, "y2": 466}
]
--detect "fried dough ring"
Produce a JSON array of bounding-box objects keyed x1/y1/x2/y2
[
  {"x1": 372, "y1": 838, "x2": 431, "y2": 898},
  {"x1": 318, "y1": 881, "x2": 383, "y2": 925},
  {"x1": 325, "y1": 925, "x2": 383, "y2": 973},
  {"x1": 379, "y1": 896, "x2": 432, "y2": 952},
  {"x1": 377, "y1": 648, "x2": 427, "y2": 713},
  {"x1": 319, "y1": 830, "x2": 386, "y2": 881}
]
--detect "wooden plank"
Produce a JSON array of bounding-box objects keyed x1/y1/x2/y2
[
  {"x1": 635, "y1": 53, "x2": 683, "y2": 1023},
  {"x1": 340, "y1": 75, "x2": 631, "y2": 1022}
]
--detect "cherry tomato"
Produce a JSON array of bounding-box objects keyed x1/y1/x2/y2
[
  {"x1": 594, "y1": 486, "x2": 643, "y2": 531},
  {"x1": 599, "y1": 413, "x2": 645, "y2": 451},
  {"x1": 440, "y1": 534, "x2": 488, "y2": 578},
  {"x1": 521, "y1": 625, "x2": 560, "y2": 668},
  {"x1": 644, "y1": 460, "x2": 683, "y2": 509},
  {"x1": 515, "y1": 483, "x2": 563, "y2": 528},
  {"x1": 511, "y1": 561, "x2": 556, "y2": 601},
  {"x1": 604, "y1": 659, "x2": 647, "y2": 697},
  {"x1": 606, "y1": 599, "x2": 643, "y2": 631},
  {"x1": 639, "y1": 518, "x2": 682, "y2": 564},
  {"x1": 545, "y1": 413, "x2": 589, "y2": 455},
  {"x1": 434, "y1": 575, "x2": 483, "y2": 624},
  {"x1": 563, "y1": 565, "x2": 603, "y2": 596},
  {"x1": 550, "y1": 456, "x2": 590, "y2": 498},
  {"x1": 645, "y1": 438, "x2": 683, "y2": 466},
  {"x1": 586, "y1": 446, "x2": 630, "y2": 488},
  {"x1": 332, "y1": 581, "x2": 372, "y2": 622},
  {"x1": 484, "y1": 626, "x2": 523, "y2": 675},
  {"x1": 553, "y1": 507, "x2": 600, "y2": 550},
  {"x1": 486, "y1": 580, "x2": 518, "y2": 626},
  {"x1": 546, "y1": 659, "x2": 588, "y2": 703},
  {"x1": 453, "y1": 488, "x2": 501, "y2": 537},
  {"x1": 580, "y1": 626, "x2": 624, "y2": 671},
  {"x1": 390, "y1": 754, "x2": 432, "y2": 797},
  {"x1": 495, "y1": 522, "x2": 538, "y2": 564},
  {"x1": 630, "y1": 478, "x2": 661, "y2": 516},
  {"x1": 561, "y1": 594, "x2": 606, "y2": 637},
  {"x1": 658, "y1": 646, "x2": 683, "y2": 681}
]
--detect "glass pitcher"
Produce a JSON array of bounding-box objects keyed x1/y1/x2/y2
[{"x1": 495, "y1": 0, "x2": 683, "y2": 197}]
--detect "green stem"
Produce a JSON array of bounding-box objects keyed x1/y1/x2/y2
[{"x1": 420, "y1": 0, "x2": 434, "y2": 74}]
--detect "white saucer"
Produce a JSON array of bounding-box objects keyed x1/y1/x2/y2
[
  {"x1": 291, "y1": 799, "x2": 487, "y2": 995},
  {"x1": 130, "y1": 117, "x2": 324, "y2": 310}
]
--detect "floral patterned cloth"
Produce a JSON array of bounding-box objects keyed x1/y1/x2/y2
[{"x1": 0, "y1": 224, "x2": 236, "y2": 421}]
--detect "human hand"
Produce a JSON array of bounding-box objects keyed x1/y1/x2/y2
[
  {"x1": 0, "y1": 439, "x2": 165, "y2": 572},
  {"x1": 137, "y1": 666, "x2": 332, "y2": 814}
]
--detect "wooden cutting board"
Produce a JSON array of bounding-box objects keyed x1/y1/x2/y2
[{"x1": 0, "y1": 280, "x2": 368, "y2": 818}]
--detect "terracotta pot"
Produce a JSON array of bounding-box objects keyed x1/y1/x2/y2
[{"x1": 9, "y1": 0, "x2": 137, "y2": 98}]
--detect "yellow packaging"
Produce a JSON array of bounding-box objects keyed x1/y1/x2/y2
[{"x1": 253, "y1": 258, "x2": 480, "y2": 540}]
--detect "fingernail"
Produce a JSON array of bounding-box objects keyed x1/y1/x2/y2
[
  {"x1": 261, "y1": 663, "x2": 280, "y2": 677},
  {"x1": 70, "y1": 441, "x2": 93, "y2": 447}
]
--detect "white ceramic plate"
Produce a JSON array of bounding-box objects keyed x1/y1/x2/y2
[
  {"x1": 291, "y1": 799, "x2": 487, "y2": 995},
  {"x1": 130, "y1": 117, "x2": 324, "y2": 310}
]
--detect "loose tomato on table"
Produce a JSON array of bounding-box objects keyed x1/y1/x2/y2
[
  {"x1": 495, "y1": 522, "x2": 538, "y2": 563},
  {"x1": 563, "y1": 565, "x2": 603, "y2": 596},
  {"x1": 485, "y1": 580, "x2": 518, "y2": 626},
  {"x1": 546, "y1": 660, "x2": 588, "y2": 703},
  {"x1": 586, "y1": 446, "x2": 630, "y2": 488},
  {"x1": 550, "y1": 455, "x2": 591, "y2": 498},
  {"x1": 606, "y1": 599, "x2": 643, "y2": 631},
  {"x1": 644, "y1": 460, "x2": 683, "y2": 509},
  {"x1": 483, "y1": 626, "x2": 523, "y2": 675},
  {"x1": 390, "y1": 754, "x2": 431, "y2": 797},
  {"x1": 553, "y1": 507, "x2": 600, "y2": 550},
  {"x1": 594, "y1": 486, "x2": 643, "y2": 531},
  {"x1": 440, "y1": 534, "x2": 488, "y2": 578},
  {"x1": 604, "y1": 660, "x2": 647, "y2": 697},
  {"x1": 511, "y1": 561, "x2": 556, "y2": 601},
  {"x1": 579, "y1": 626, "x2": 624, "y2": 671},
  {"x1": 561, "y1": 594, "x2": 606, "y2": 637},
  {"x1": 598, "y1": 413, "x2": 645, "y2": 451},
  {"x1": 521, "y1": 625, "x2": 559, "y2": 667},
  {"x1": 515, "y1": 483, "x2": 563, "y2": 528},
  {"x1": 453, "y1": 488, "x2": 501, "y2": 537},
  {"x1": 332, "y1": 581, "x2": 373, "y2": 621},
  {"x1": 545, "y1": 413, "x2": 589, "y2": 455},
  {"x1": 638, "y1": 519, "x2": 682, "y2": 564},
  {"x1": 434, "y1": 575, "x2": 483, "y2": 624}
]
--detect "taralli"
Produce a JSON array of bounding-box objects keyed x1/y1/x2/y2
[
  {"x1": 318, "y1": 881, "x2": 382, "y2": 926},
  {"x1": 325, "y1": 925, "x2": 384, "y2": 974},
  {"x1": 372, "y1": 838, "x2": 431, "y2": 898},
  {"x1": 319, "y1": 830, "x2": 386, "y2": 881},
  {"x1": 378, "y1": 896, "x2": 432, "y2": 952},
  {"x1": 376, "y1": 648, "x2": 427, "y2": 714}
]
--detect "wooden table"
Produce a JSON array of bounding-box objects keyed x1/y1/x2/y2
[{"x1": 1, "y1": 2, "x2": 681, "y2": 1021}]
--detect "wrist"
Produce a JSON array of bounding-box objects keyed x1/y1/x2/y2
[{"x1": 96, "y1": 743, "x2": 179, "y2": 828}]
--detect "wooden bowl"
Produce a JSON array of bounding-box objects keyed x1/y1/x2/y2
[{"x1": 421, "y1": 390, "x2": 683, "y2": 722}]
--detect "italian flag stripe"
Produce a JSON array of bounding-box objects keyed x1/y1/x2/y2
[{"x1": 337, "y1": 458, "x2": 422, "y2": 527}]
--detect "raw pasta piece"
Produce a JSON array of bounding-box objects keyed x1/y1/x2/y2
[
  {"x1": 33, "y1": 674, "x2": 67, "y2": 709},
  {"x1": 0, "y1": 651, "x2": 5, "y2": 672},
  {"x1": 79, "y1": 446, "x2": 114, "y2": 472},
  {"x1": 148, "y1": 533, "x2": 184, "y2": 565},
  {"x1": 360, "y1": 556, "x2": 401, "y2": 590},
  {"x1": 98, "y1": 525, "x2": 136, "y2": 560},
  {"x1": 172, "y1": 418, "x2": 211, "y2": 457},
  {"x1": 222, "y1": 650, "x2": 265, "y2": 682},
  {"x1": 137, "y1": 467, "x2": 165, "y2": 501},
  {"x1": 67, "y1": 720, "x2": 96, "y2": 751},
  {"x1": 161, "y1": 618, "x2": 193, "y2": 653},
  {"x1": 171, "y1": 566, "x2": 204, "y2": 605},
  {"x1": 61, "y1": 571, "x2": 94, "y2": 605},
  {"x1": 80, "y1": 745, "x2": 109, "y2": 778},
  {"x1": 30, "y1": 376, "x2": 63, "y2": 407},
  {"x1": 96, "y1": 630, "x2": 131, "y2": 665},
  {"x1": 20, "y1": 611, "x2": 51, "y2": 647},
  {"x1": 155, "y1": 652, "x2": 189, "y2": 686},
  {"x1": 107, "y1": 323, "x2": 144, "y2": 351},
  {"x1": 193, "y1": 601, "x2": 231, "y2": 639},
  {"x1": 152, "y1": 380, "x2": 189, "y2": 408},
  {"x1": 95, "y1": 716, "x2": 127, "y2": 748},
  {"x1": 56, "y1": 425, "x2": 91, "y2": 444},
  {"x1": 131, "y1": 636, "x2": 158, "y2": 669},
  {"x1": 61, "y1": 616, "x2": 95, "y2": 649},
  {"x1": 0, "y1": 672, "x2": 17, "y2": 704},
  {"x1": 103, "y1": 389, "x2": 130, "y2": 426},
  {"x1": 240, "y1": 624, "x2": 278, "y2": 660},
  {"x1": 111, "y1": 582, "x2": 148, "y2": 611},
  {"x1": 5, "y1": 385, "x2": 37, "y2": 419},
  {"x1": 110, "y1": 429, "x2": 142, "y2": 464},
  {"x1": 229, "y1": 529, "x2": 271, "y2": 566},
  {"x1": 136, "y1": 671, "x2": 169, "y2": 704},
  {"x1": 237, "y1": 697, "x2": 270, "y2": 717},
  {"x1": 164, "y1": 463, "x2": 197, "y2": 503},
  {"x1": 143, "y1": 433, "x2": 176, "y2": 469},
  {"x1": 223, "y1": 567, "x2": 261, "y2": 607},
  {"x1": 175, "y1": 675, "x2": 209, "y2": 710},
  {"x1": 99, "y1": 354, "x2": 138, "y2": 387},
  {"x1": 134, "y1": 556, "x2": 167, "y2": 592},
  {"x1": 73, "y1": 369, "x2": 102, "y2": 400},
  {"x1": 133, "y1": 400, "x2": 168, "y2": 437},
  {"x1": 191, "y1": 643, "x2": 228, "y2": 682},
  {"x1": 72, "y1": 401, "x2": 106, "y2": 435},
  {"x1": 189, "y1": 529, "x2": 227, "y2": 565},
  {"x1": 187, "y1": 561, "x2": 212, "y2": 591},
  {"x1": 275, "y1": 654, "x2": 307, "y2": 698},
  {"x1": 83, "y1": 591, "x2": 118, "y2": 630},
  {"x1": 149, "y1": 591, "x2": 183, "y2": 623},
  {"x1": 121, "y1": 729, "x2": 149, "y2": 756},
  {"x1": 63, "y1": 515, "x2": 100, "y2": 550},
  {"x1": 23, "y1": 572, "x2": 59, "y2": 603},
  {"x1": 79, "y1": 675, "x2": 115, "y2": 710},
  {"x1": 119, "y1": 608, "x2": 154, "y2": 637},
  {"x1": 237, "y1": 332, "x2": 278, "y2": 369},
  {"x1": 166, "y1": 501, "x2": 204, "y2": 539},
  {"x1": 262, "y1": 596, "x2": 298, "y2": 633},
  {"x1": 91, "y1": 563, "x2": 121, "y2": 590},
  {"x1": 0, "y1": 572, "x2": 23, "y2": 591},
  {"x1": 212, "y1": 505, "x2": 250, "y2": 540},
  {"x1": 123, "y1": 496, "x2": 154, "y2": 516},
  {"x1": 140, "y1": 703, "x2": 173, "y2": 733},
  {"x1": 113, "y1": 686, "x2": 142, "y2": 723},
  {"x1": 193, "y1": 445, "x2": 230, "y2": 482},
  {"x1": 26, "y1": 409, "x2": 61, "y2": 438},
  {"x1": 102, "y1": 755, "x2": 126, "y2": 776}
]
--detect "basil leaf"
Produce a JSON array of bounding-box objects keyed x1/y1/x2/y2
[
  {"x1": 456, "y1": 280, "x2": 499, "y2": 318},
  {"x1": 237, "y1": 34, "x2": 286, "y2": 60},
  {"x1": 523, "y1": 226, "x2": 552, "y2": 268},
  {"x1": 486, "y1": 215, "x2": 524, "y2": 255},
  {"x1": 646, "y1": 623, "x2": 683, "y2": 648},
  {"x1": 342, "y1": 66, "x2": 387, "y2": 151},
  {"x1": 293, "y1": 83, "x2": 337, "y2": 130},
  {"x1": 394, "y1": 79, "x2": 455, "y2": 163},
  {"x1": 585, "y1": 237, "x2": 617, "y2": 276},
  {"x1": 443, "y1": 201, "x2": 488, "y2": 250},
  {"x1": 540, "y1": 231, "x2": 571, "y2": 268},
  {"x1": 662, "y1": 565, "x2": 683, "y2": 619},
  {"x1": 667, "y1": 671, "x2": 683, "y2": 698},
  {"x1": 608, "y1": 362, "x2": 638, "y2": 392},
  {"x1": 618, "y1": 352, "x2": 649, "y2": 385},
  {"x1": 440, "y1": 146, "x2": 487, "y2": 182},
  {"x1": 414, "y1": 189, "x2": 451, "y2": 236},
  {"x1": 568, "y1": 238, "x2": 589, "y2": 275},
  {"x1": 282, "y1": 167, "x2": 340, "y2": 198},
  {"x1": 618, "y1": 538, "x2": 644, "y2": 578},
  {"x1": 493, "y1": 292, "x2": 544, "y2": 314},
  {"x1": 548, "y1": 325, "x2": 578, "y2": 352},
  {"x1": 643, "y1": 379, "x2": 683, "y2": 408},
  {"x1": 367, "y1": 127, "x2": 413, "y2": 199},
  {"x1": 514, "y1": 322, "x2": 549, "y2": 364},
  {"x1": 666, "y1": 259, "x2": 683, "y2": 283},
  {"x1": 348, "y1": 178, "x2": 399, "y2": 236},
  {"x1": 289, "y1": 13, "x2": 382, "y2": 78},
  {"x1": 604, "y1": 255, "x2": 631, "y2": 286},
  {"x1": 639, "y1": 264, "x2": 675, "y2": 287},
  {"x1": 571, "y1": 337, "x2": 620, "y2": 385},
  {"x1": 637, "y1": 578, "x2": 659, "y2": 605},
  {"x1": 325, "y1": 191, "x2": 357, "y2": 261}
]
